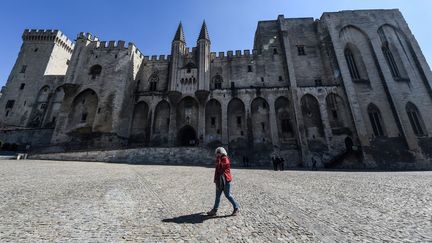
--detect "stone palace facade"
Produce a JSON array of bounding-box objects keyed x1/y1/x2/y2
[{"x1": 1, "y1": 9, "x2": 432, "y2": 169}]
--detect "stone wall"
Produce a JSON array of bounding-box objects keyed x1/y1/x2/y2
[
  {"x1": 0, "y1": 128, "x2": 54, "y2": 148},
  {"x1": 0, "y1": 30, "x2": 73, "y2": 128},
  {"x1": 1, "y1": 10, "x2": 432, "y2": 170},
  {"x1": 30, "y1": 147, "x2": 215, "y2": 166}
]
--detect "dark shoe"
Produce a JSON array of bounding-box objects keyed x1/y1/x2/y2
[
  {"x1": 207, "y1": 208, "x2": 217, "y2": 216},
  {"x1": 232, "y1": 208, "x2": 240, "y2": 216}
]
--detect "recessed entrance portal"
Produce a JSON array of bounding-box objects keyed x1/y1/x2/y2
[{"x1": 178, "y1": 125, "x2": 197, "y2": 146}]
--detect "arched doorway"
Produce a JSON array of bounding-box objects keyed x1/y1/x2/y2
[
  {"x1": 130, "y1": 101, "x2": 150, "y2": 143},
  {"x1": 178, "y1": 125, "x2": 197, "y2": 146},
  {"x1": 275, "y1": 96, "x2": 293, "y2": 143},
  {"x1": 205, "y1": 99, "x2": 222, "y2": 145},
  {"x1": 152, "y1": 100, "x2": 170, "y2": 145},
  {"x1": 251, "y1": 97, "x2": 272, "y2": 145},
  {"x1": 301, "y1": 94, "x2": 324, "y2": 139},
  {"x1": 68, "y1": 89, "x2": 98, "y2": 131}
]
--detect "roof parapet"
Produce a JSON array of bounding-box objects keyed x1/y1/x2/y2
[
  {"x1": 142, "y1": 55, "x2": 171, "y2": 62},
  {"x1": 23, "y1": 29, "x2": 74, "y2": 52}
]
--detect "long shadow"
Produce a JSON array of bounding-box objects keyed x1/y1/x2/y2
[{"x1": 162, "y1": 212, "x2": 233, "y2": 224}]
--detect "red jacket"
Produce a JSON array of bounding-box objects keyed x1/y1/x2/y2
[{"x1": 214, "y1": 155, "x2": 233, "y2": 183}]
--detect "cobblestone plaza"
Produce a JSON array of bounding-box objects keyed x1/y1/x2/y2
[{"x1": 1, "y1": 159, "x2": 431, "y2": 242}]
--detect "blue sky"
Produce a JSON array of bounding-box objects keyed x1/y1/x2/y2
[{"x1": 0, "y1": 0, "x2": 431, "y2": 87}]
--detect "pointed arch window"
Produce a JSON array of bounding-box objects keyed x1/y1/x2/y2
[
  {"x1": 382, "y1": 45, "x2": 401, "y2": 79},
  {"x1": 344, "y1": 48, "x2": 361, "y2": 80},
  {"x1": 148, "y1": 73, "x2": 159, "y2": 91},
  {"x1": 89, "y1": 65, "x2": 102, "y2": 79},
  {"x1": 368, "y1": 104, "x2": 385, "y2": 137},
  {"x1": 213, "y1": 75, "x2": 223, "y2": 89},
  {"x1": 406, "y1": 102, "x2": 427, "y2": 136}
]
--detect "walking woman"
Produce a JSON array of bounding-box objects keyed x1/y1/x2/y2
[{"x1": 207, "y1": 147, "x2": 240, "y2": 216}]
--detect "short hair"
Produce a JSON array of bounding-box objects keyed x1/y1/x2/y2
[{"x1": 215, "y1": 147, "x2": 227, "y2": 156}]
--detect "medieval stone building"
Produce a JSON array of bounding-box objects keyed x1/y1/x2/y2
[{"x1": 1, "y1": 9, "x2": 432, "y2": 169}]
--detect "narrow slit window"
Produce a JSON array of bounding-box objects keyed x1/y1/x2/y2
[
  {"x1": 368, "y1": 105, "x2": 385, "y2": 136},
  {"x1": 406, "y1": 103, "x2": 426, "y2": 136},
  {"x1": 383, "y1": 46, "x2": 401, "y2": 79},
  {"x1": 6, "y1": 100, "x2": 15, "y2": 109},
  {"x1": 297, "y1": 46, "x2": 306, "y2": 56},
  {"x1": 345, "y1": 49, "x2": 361, "y2": 80},
  {"x1": 20, "y1": 65, "x2": 27, "y2": 73}
]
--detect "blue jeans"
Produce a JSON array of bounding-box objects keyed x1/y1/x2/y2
[{"x1": 213, "y1": 181, "x2": 240, "y2": 210}]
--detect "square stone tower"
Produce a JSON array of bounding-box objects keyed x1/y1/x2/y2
[{"x1": 0, "y1": 29, "x2": 73, "y2": 128}]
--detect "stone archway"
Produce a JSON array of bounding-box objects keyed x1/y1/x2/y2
[
  {"x1": 130, "y1": 101, "x2": 150, "y2": 143},
  {"x1": 251, "y1": 97, "x2": 272, "y2": 145},
  {"x1": 68, "y1": 89, "x2": 98, "y2": 131},
  {"x1": 178, "y1": 125, "x2": 197, "y2": 146}
]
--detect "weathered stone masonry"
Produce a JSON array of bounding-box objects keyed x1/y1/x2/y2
[{"x1": 1, "y1": 9, "x2": 432, "y2": 169}]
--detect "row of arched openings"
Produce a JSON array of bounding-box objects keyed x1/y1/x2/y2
[
  {"x1": 65, "y1": 88, "x2": 428, "y2": 146},
  {"x1": 129, "y1": 96, "x2": 294, "y2": 146}
]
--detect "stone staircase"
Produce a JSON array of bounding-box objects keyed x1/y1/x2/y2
[
  {"x1": 29, "y1": 146, "x2": 301, "y2": 168},
  {"x1": 323, "y1": 149, "x2": 363, "y2": 169},
  {"x1": 29, "y1": 147, "x2": 215, "y2": 166}
]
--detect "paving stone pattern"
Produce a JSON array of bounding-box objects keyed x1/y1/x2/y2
[{"x1": 0, "y1": 159, "x2": 431, "y2": 242}]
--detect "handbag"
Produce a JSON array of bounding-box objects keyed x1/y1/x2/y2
[{"x1": 217, "y1": 174, "x2": 226, "y2": 191}]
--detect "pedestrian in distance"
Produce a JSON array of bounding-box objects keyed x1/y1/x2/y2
[
  {"x1": 275, "y1": 156, "x2": 281, "y2": 171},
  {"x1": 272, "y1": 156, "x2": 277, "y2": 171},
  {"x1": 312, "y1": 157, "x2": 317, "y2": 171},
  {"x1": 207, "y1": 147, "x2": 240, "y2": 216},
  {"x1": 279, "y1": 157, "x2": 285, "y2": 171}
]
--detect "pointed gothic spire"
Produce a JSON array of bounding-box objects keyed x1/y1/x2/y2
[
  {"x1": 198, "y1": 20, "x2": 210, "y2": 41},
  {"x1": 173, "y1": 22, "x2": 185, "y2": 43}
]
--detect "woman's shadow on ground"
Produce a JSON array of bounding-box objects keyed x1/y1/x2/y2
[{"x1": 162, "y1": 212, "x2": 233, "y2": 224}]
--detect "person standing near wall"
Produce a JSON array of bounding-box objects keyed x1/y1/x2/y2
[
  {"x1": 207, "y1": 147, "x2": 240, "y2": 216},
  {"x1": 279, "y1": 157, "x2": 285, "y2": 171}
]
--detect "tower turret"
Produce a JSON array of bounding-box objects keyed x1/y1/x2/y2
[
  {"x1": 169, "y1": 22, "x2": 187, "y2": 91},
  {"x1": 197, "y1": 21, "x2": 211, "y2": 91},
  {"x1": 173, "y1": 22, "x2": 186, "y2": 43},
  {"x1": 198, "y1": 21, "x2": 210, "y2": 41}
]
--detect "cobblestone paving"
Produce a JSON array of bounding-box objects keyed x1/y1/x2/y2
[{"x1": 1, "y1": 159, "x2": 431, "y2": 242}]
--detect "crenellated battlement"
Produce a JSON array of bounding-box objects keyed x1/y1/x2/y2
[
  {"x1": 210, "y1": 49, "x2": 260, "y2": 60},
  {"x1": 77, "y1": 32, "x2": 98, "y2": 41},
  {"x1": 132, "y1": 45, "x2": 145, "y2": 60},
  {"x1": 23, "y1": 29, "x2": 74, "y2": 53},
  {"x1": 142, "y1": 55, "x2": 171, "y2": 62},
  {"x1": 97, "y1": 40, "x2": 130, "y2": 49},
  {"x1": 76, "y1": 33, "x2": 148, "y2": 61}
]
